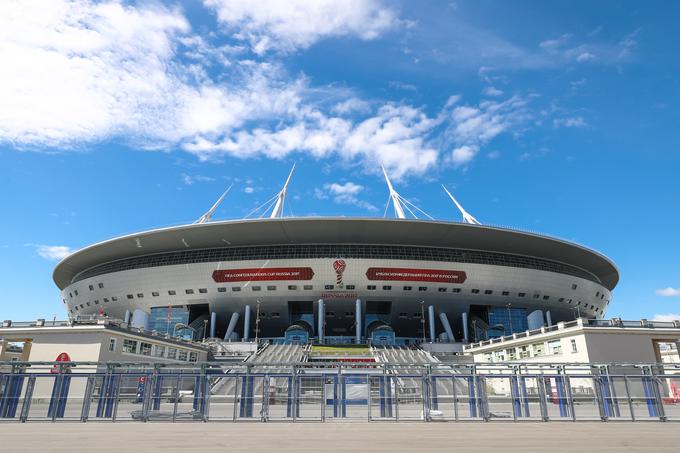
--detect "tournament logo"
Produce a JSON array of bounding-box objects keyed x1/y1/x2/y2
[{"x1": 333, "y1": 259, "x2": 346, "y2": 287}]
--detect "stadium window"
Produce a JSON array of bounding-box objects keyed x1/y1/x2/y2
[
  {"x1": 108, "y1": 338, "x2": 116, "y2": 352},
  {"x1": 518, "y1": 292, "x2": 526, "y2": 297},
  {"x1": 69, "y1": 292, "x2": 72, "y2": 298},
  {"x1": 267, "y1": 285, "x2": 276, "y2": 291},
  {"x1": 98, "y1": 283, "x2": 104, "y2": 289},
  {"x1": 86, "y1": 302, "x2": 91, "y2": 307},
  {"x1": 75, "y1": 306, "x2": 79, "y2": 311},
  {"x1": 272, "y1": 312, "x2": 280, "y2": 318},
  {"x1": 533, "y1": 294, "x2": 540, "y2": 299},
  {"x1": 399, "y1": 312, "x2": 408, "y2": 318},
  {"x1": 199, "y1": 288, "x2": 207, "y2": 294},
  {"x1": 94, "y1": 300, "x2": 99, "y2": 305},
  {"x1": 166, "y1": 348, "x2": 177, "y2": 360},
  {"x1": 153, "y1": 345, "x2": 165, "y2": 358},
  {"x1": 418, "y1": 286, "x2": 427, "y2": 291},
  {"x1": 137, "y1": 293, "x2": 144, "y2": 298},
  {"x1": 189, "y1": 352, "x2": 198, "y2": 362},
  {"x1": 502, "y1": 291, "x2": 510, "y2": 296},
  {"x1": 303, "y1": 285, "x2": 313, "y2": 290},
  {"x1": 571, "y1": 339, "x2": 578, "y2": 353},
  {"x1": 74, "y1": 290, "x2": 78, "y2": 296},
  {"x1": 185, "y1": 289, "x2": 194, "y2": 294},
  {"x1": 288, "y1": 285, "x2": 297, "y2": 290},
  {"x1": 217, "y1": 287, "x2": 226, "y2": 293},
  {"x1": 327, "y1": 312, "x2": 335, "y2": 317},
  {"x1": 258, "y1": 312, "x2": 266, "y2": 318},
  {"x1": 484, "y1": 290, "x2": 493, "y2": 295},
  {"x1": 325, "y1": 285, "x2": 334, "y2": 290},
  {"x1": 571, "y1": 284, "x2": 578, "y2": 290},
  {"x1": 367, "y1": 285, "x2": 377, "y2": 290},
  {"x1": 152, "y1": 292, "x2": 159, "y2": 297},
  {"x1": 168, "y1": 290, "x2": 176, "y2": 296},
  {"x1": 471, "y1": 289, "x2": 480, "y2": 294},
  {"x1": 178, "y1": 350, "x2": 188, "y2": 361},
  {"x1": 413, "y1": 312, "x2": 422, "y2": 318},
  {"x1": 590, "y1": 305, "x2": 594, "y2": 310},
  {"x1": 403, "y1": 286, "x2": 412, "y2": 291},
  {"x1": 438, "y1": 287, "x2": 446, "y2": 293},
  {"x1": 79, "y1": 304, "x2": 84, "y2": 309},
  {"x1": 596, "y1": 291, "x2": 600, "y2": 298},
  {"x1": 232, "y1": 287, "x2": 241, "y2": 292},
  {"x1": 89, "y1": 285, "x2": 94, "y2": 291},
  {"x1": 577, "y1": 301, "x2": 581, "y2": 306},
  {"x1": 601, "y1": 294, "x2": 605, "y2": 300},
  {"x1": 346, "y1": 285, "x2": 356, "y2": 290},
  {"x1": 127, "y1": 294, "x2": 134, "y2": 299},
  {"x1": 382, "y1": 285, "x2": 392, "y2": 290},
  {"x1": 103, "y1": 298, "x2": 109, "y2": 303},
  {"x1": 452, "y1": 288, "x2": 461, "y2": 293},
  {"x1": 112, "y1": 297, "x2": 118, "y2": 302},
  {"x1": 345, "y1": 312, "x2": 354, "y2": 317},
  {"x1": 558, "y1": 297, "x2": 565, "y2": 302},
  {"x1": 252, "y1": 286, "x2": 261, "y2": 291},
  {"x1": 543, "y1": 295, "x2": 550, "y2": 300}
]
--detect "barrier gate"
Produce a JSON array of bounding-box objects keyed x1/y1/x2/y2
[{"x1": 0, "y1": 362, "x2": 678, "y2": 422}]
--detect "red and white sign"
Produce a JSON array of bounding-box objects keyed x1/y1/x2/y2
[
  {"x1": 365, "y1": 267, "x2": 467, "y2": 284},
  {"x1": 212, "y1": 267, "x2": 315, "y2": 283},
  {"x1": 50, "y1": 352, "x2": 72, "y2": 373}
]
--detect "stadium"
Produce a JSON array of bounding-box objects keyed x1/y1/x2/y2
[{"x1": 53, "y1": 167, "x2": 618, "y2": 345}]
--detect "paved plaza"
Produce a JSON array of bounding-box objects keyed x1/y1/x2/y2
[{"x1": 0, "y1": 422, "x2": 678, "y2": 452}]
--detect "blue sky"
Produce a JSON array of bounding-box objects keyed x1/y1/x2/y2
[{"x1": 0, "y1": 0, "x2": 679, "y2": 321}]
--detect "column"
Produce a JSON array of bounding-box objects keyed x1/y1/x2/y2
[
  {"x1": 243, "y1": 305, "x2": 252, "y2": 341},
  {"x1": 462, "y1": 312, "x2": 469, "y2": 343},
  {"x1": 428, "y1": 305, "x2": 436, "y2": 343},
  {"x1": 355, "y1": 299, "x2": 362, "y2": 344},
  {"x1": 318, "y1": 299, "x2": 325, "y2": 344}
]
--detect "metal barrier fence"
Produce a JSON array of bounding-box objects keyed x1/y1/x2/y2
[{"x1": 0, "y1": 361, "x2": 678, "y2": 422}]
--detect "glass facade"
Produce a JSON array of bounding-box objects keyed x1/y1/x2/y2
[
  {"x1": 487, "y1": 307, "x2": 528, "y2": 338},
  {"x1": 148, "y1": 306, "x2": 190, "y2": 338}
]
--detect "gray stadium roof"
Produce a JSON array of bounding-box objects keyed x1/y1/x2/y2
[{"x1": 53, "y1": 218, "x2": 619, "y2": 291}]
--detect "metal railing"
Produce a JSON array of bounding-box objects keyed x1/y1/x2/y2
[{"x1": 0, "y1": 361, "x2": 678, "y2": 423}]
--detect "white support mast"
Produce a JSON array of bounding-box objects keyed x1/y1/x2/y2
[
  {"x1": 382, "y1": 166, "x2": 406, "y2": 219},
  {"x1": 194, "y1": 183, "x2": 233, "y2": 224},
  {"x1": 270, "y1": 163, "x2": 295, "y2": 219},
  {"x1": 442, "y1": 185, "x2": 481, "y2": 225}
]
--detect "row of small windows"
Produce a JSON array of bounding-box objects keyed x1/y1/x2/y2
[
  {"x1": 71, "y1": 244, "x2": 603, "y2": 285},
  {"x1": 118, "y1": 338, "x2": 198, "y2": 362}
]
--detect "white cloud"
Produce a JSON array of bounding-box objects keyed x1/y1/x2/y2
[
  {"x1": 553, "y1": 117, "x2": 587, "y2": 128},
  {"x1": 182, "y1": 174, "x2": 215, "y2": 185},
  {"x1": 656, "y1": 287, "x2": 680, "y2": 297},
  {"x1": 331, "y1": 98, "x2": 372, "y2": 116},
  {"x1": 320, "y1": 182, "x2": 377, "y2": 211},
  {"x1": 244, "y1": 186, "x2": 255, "y2": 194},
  {"x1": 652, "y1": 313, "x2": 680, "y2": 322},
  {"x1": 539, "y1": 34, "x2": 573, "y2": 52},
  {"x1": 576, "y1": 52, "x2": 596, "y2": 62},
  {"x1": 35, "y1": 245, "x2": 73, "y2": 261},
  {"x1": 482, "y1": 86, "x2": 503, "y2": 97},
  {"x1": 204, "y1": 0, "x2": 400, "y2": 54},
  {"x1": 451, "y1": 146, "x2": 478, "y2": 167},
  {"x1": 0, "y1": 0, "x2": 190, "y2": 146}
]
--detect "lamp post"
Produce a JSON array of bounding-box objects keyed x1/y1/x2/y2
[
  {"x1": 255, "y1": 300, "x2": 261, "y2": 345},
  {"x1": 420, "y1": 301, "x2": 426, "y2": 344},
  {"x1": 203, "y1": 319, "x2": 208, "y2": 342}
]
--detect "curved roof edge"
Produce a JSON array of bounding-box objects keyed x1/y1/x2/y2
[{"x1": 53, "y1": 217, "x2": 619, "y2": 291}]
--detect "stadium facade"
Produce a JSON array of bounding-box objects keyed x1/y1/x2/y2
[{"x1": 53, "y1": 167, "x2": 618, "y2": 345}]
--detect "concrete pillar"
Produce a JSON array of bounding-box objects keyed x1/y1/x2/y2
[
  {"x1": 123, "y1": 310, "x2": 131, "y2": 324},
  {"x1": 428, "y1": 305, "x2": 436, "y2": 343},
  {"x1": 243, "y1": 305, "x2": 252, "y2": 341},
  {"x1": 546, "y1": 310, "x2": 553, "y2": 327},
  {"x1": 318, "y1": 299, "x2": 325, "y2": 344},
  {"x1": 209, "y1": 312, "x2": 217, "y2": 339},
  {"x1": 439, "y1": 312, "x2": 455, "y2": 343},
  {"x1": 355, "y1": 299, "x2": 362, "y2": 344},
  {"x1": 462, "y1": 312, "x2": 469, "y2": 343},
  {"x1": 224, "y1": 312, "x2": 239, "y2": 341}
]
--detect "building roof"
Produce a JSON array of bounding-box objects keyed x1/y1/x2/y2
[{"x1": 53, "y1": 217, "x2": 619, "y2": 290}]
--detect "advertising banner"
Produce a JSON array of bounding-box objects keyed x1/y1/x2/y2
[
  {"x1": 212, "y1": 267, "x2": 314, "y2": 282},
  {"x1": 365, "y1": 267, "x2": 467, "y2": 284}
]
